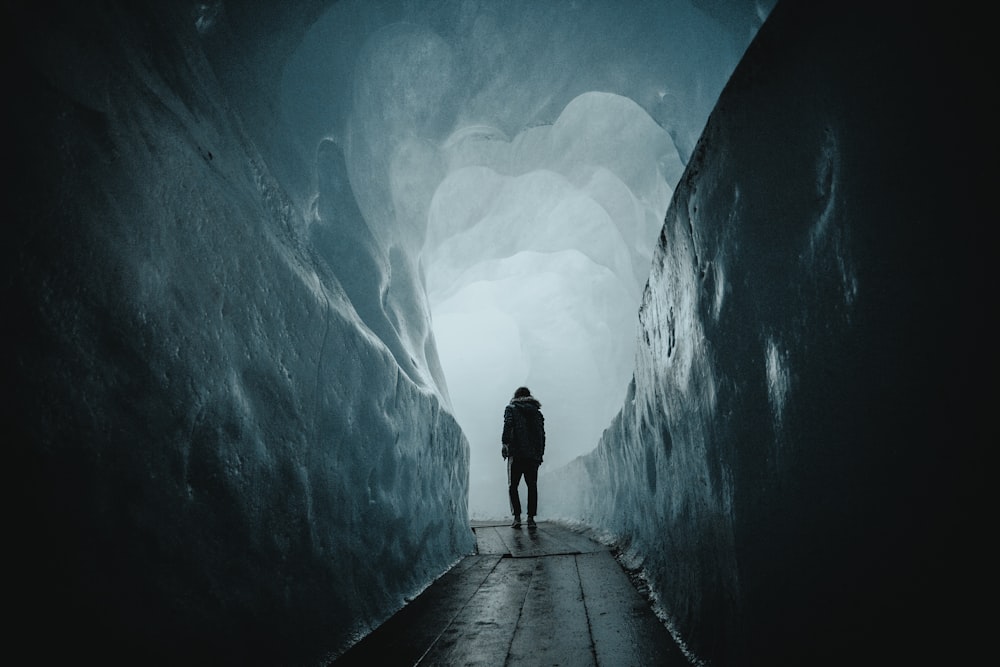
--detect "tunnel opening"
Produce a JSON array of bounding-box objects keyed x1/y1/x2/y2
[
  {"x1": 281, "y1": 0, "x2": 763, "y2": 519},
  {"x1": 423, "y1": 93, "x2": 675, "y2": 518}
]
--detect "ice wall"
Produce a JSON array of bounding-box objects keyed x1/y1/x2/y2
[
  {"x1": 6, "y1": 2, "x2": 472, "y2": 664},
  {"x1": 544, "y1": 1, "x2": 988, "y2": 664}
]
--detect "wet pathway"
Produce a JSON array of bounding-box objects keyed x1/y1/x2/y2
[{"x1": 332, "y1": 521, "x2": 687, "y2": 666}]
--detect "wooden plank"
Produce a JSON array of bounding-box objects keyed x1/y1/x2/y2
[
  {"x1": 534, "y1": 522, "x2": 609, "y2": 554},
  {"x1": 576, "y1": 551, "x2": 687, "y2": 666},
  {"x1": 474, "y1": 525, "x2": 510, "y2": 555},
  {"x1": 334, "y1": 527, "x2": 683, "y2": 666},
  {"x1": 499, "y1": 525, "x2": 549, "y2": 558},
  {"x1": 418, "y1": 557, "x2": 536, "y2": 666},
  {"x1": 492, "y1": 521, "x2": 608, "y2": 558},
  {"x1": 493, "y1": 523, "x2": 577, "y2": 558},
  {"x1": 333, "y1": 554, "x2": 502, "y2": 665},
  {"x1": 508, "y1": 555, "x2": 597, "y2": 666}
]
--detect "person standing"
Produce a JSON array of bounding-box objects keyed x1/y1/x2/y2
[{"x1": 501, "y1": 386, "x2": 545, "y2": 528}]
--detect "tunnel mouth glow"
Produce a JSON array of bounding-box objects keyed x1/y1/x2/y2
[
  {"x1": 279, "y1": 0, "x2": 754, "y2": 518},
  {"x1": 421, "y1": 92, "x2": 677, "y2": 518}
]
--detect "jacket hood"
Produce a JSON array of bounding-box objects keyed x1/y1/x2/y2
[{"x1": 511, "y1": 396, "x2": 541, "y2": 409}]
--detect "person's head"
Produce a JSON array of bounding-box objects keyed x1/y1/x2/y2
[{"x1": 513, "y1": 386, "x2": 531, "y2": 399}]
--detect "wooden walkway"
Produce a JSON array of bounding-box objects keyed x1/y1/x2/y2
[{"x1": 331, "y1": 521, "x2": 687, "y2": 666}]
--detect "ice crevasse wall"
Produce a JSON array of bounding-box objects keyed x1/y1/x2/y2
[
  {"x1": 8, "y1": 1, "x2": 473, "y2": 664},
  {"x1": 543, "y1": 2, "x2": 989, "y2": 664},
  {"x1": 4, "y1": 0, "x2": 988, "y2": 666}
]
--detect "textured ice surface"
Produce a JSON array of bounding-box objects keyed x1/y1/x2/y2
[
  {"x1": 8, "y1": 2, "x2": 472, "y2": 663},
  {"x1": 542, "y1": 2, "x2": 987, "y2": 664}
]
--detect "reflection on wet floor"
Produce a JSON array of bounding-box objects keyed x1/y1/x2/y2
[{"x1": 333, "y1": 521, "x2": 686, "y2": 665}]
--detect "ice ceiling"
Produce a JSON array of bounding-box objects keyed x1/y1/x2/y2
[{"x1": 281, "y1": 0, "x2": 771, "y2": 516}]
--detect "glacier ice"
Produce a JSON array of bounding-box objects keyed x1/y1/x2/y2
[
  {"x1": 44, "y1": 0, "x2": 1000, "y2": 666},
  {"x1": 8, "y1": 0, "x2": 769, "y2": 660},
  {"x1": 543, "y1": 1, "x2": 989, "y2": 664}
]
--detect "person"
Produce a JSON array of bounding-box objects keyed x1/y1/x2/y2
[{"x1": 501, "y1": 386, "x2": 545, "y2": 528}]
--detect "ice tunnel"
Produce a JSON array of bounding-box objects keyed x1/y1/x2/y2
[
  {"x1": 280, "y1": 0, "x2": 765, "y2": 519},
  {"x1": 5, "y1": 0, "x2": 987, "y2": 665}
]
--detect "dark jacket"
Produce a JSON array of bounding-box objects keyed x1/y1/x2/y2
[{"x1": 502, "y1": 396, "x2": 545, "y2": 463}]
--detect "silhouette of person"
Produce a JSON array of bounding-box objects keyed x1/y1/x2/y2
[{"x1": 501, "y1": 386, "x2": 545, "y2": 528}]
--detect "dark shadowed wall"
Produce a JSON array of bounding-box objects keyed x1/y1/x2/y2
[{"x1": 545, "y1": 1, "x2": 989, "y2": 664}]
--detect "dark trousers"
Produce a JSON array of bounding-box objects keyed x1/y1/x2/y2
[{"x1": 508, "y1": 457, "x2": 540, "y2": 517}]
